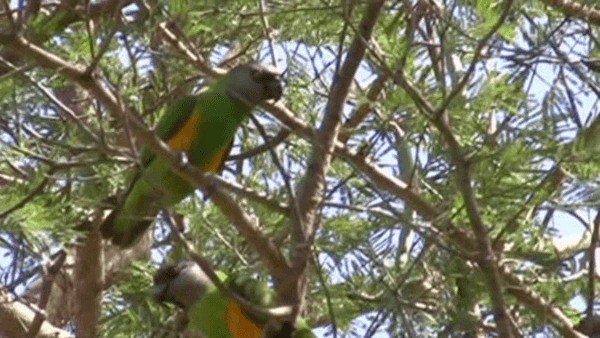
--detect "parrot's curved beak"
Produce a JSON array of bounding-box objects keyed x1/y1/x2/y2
[
  {"x1": 151, "y1": 284, "x2": 167, "y2": 302},
  {"x1": 251, "y1": 65, "x2": 283, "y2": 102},
  {"x1": 265, "y1": 77, "x2": 283, "y2": 102},
  {"x1": 152, "y1": 281, "x2": 187, "y2": 309}
]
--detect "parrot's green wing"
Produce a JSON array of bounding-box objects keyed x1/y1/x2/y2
[
  {"x1": 139, "y1": 95, "x2": 199, "y2": 166},
  {"x1": 227, "y1": 275, "x2": 274, "y2": 308},
  {"x1": 262, "y1": 320, "x2": 318, "y2": 338},
  {"x1": 223, "y1": 275, "x2": 319, "y2": 338},
  {"x1": 293, "y1": 329, "x2": 318, "y2": 338},
  {"x1": 188, "y1": 272, "x2": 267, "y2": 338},
  {"x1": 187, "y1": 271, "x2": 233, "y2": 337},
  {"x1": 293, "y1": 322, "x2": 318, "y2": 338},
  {"x1": 101, "y1": 91, "x2": 239, "y2": 246},
  {"x1": 572, "y1": 115, "x2": 600, "y2": 156}
]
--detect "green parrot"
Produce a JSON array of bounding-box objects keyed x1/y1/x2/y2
[
  {"x1": 101, "y1": 63, "x2": 282, "y2": 247},
  {"x1": 152, "y1": 260, "x2": 317, "y2": 338}
]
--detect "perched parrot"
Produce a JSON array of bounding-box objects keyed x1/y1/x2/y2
[
  {"x1": 101, "y1": 63, "x2": 282, "y2": 247},
  {"x1": 152, "y1": 261, "x2": 317, "y2": 338}
]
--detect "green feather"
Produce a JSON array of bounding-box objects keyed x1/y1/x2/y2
[
  {"x1": 140, "y1": 95, "x2": 198, "y2": 165},
  {"x1": 188, "y1": 271, "x2": 232, "y2": 337}
]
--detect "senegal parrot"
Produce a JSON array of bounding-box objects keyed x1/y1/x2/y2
[
  {"x1": 101, "y1": 63, "x2": 282, "y2": 247},
  {"x1": 152, "y1": 261, "x2": 317, "y2": 338}
]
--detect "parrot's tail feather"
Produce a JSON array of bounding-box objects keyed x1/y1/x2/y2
[{"x1": 100, "y1": 208, "x2": 155, "y2": 247}]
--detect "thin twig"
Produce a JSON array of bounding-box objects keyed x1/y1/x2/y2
[
  {"x1": 258, "y1": 0, "x2": 278, "y2": 69},
  {"x1": 0, "y1": 171, "x2": 51, "y2": 220},
  {"x1": 214, "y1": 175, "x2": 289, "y2": 214},
  {"x1": 434, "y1": 0, "x2": 515, "y2": 117},
  {"x1": 0, "y1": 56, "x2": 112, "y2": 155},
  {"x1": 229, "y1": 128, "x2": 290, "y2": 161},
  {"x1": 249, "y1": 115, "x2": 297, "y2": 217},
  {"x1": 339, "y1": 73, "x2": 389, "y2": 144},
  {"x1": 312, "y1": 251, "x2": 338, "y2": 338}
]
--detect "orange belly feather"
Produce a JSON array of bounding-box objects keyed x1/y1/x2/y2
[
  {"x1": 166, "y1": 114, "x2": 228, "y2": 173},
  {"x1": 225, "y1": 300, "x2": 264, "y2": 338}
]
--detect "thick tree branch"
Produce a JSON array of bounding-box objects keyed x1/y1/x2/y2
[
  {"x1": 0, "y1": 289, "x2": 73, "y2": 338},
  {"x1": 293, "y1": 0, "x2": 385, "y2": 237},
  {"x1": 541, "y1": 0, "x2": 600, "y2": 26},
  {"x1": 282, "y1": 0, "x2": 385, "y2": 317},
  {"x1": 74, "y1": 229, "x2": 103, "y2": 338},
  {"x1": 26, "y1": 250, "x2": 67, "y2": 337}
]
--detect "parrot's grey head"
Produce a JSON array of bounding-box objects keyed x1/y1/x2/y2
[
  {"x1": 152, "y1": 261, "x2": 210, "y2": 310},
  {"x1": 226, "y1": 62, "x2": 283, "y2": 107}
]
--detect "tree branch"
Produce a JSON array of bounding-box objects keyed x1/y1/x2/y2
[
  {"x1": 283, "y1": 0, "x2": 385, "y2": 316},
  {"x1": 541, "y1": 0, "x2": 600, "y2": 26},
  {"x1": 394, "y1": 1, "x2": 520, "y2": 335},
  {"x1": 26, "y1": 250, "x2": 67, "y2": 337},
  {"x1": 504, "y1": 272, "x2": 585, "y2": 338},
  {"x1": 339, "y1": 72, "x2": 389, "y2": 144},
  {"x1": 0, "y1": 288, "x2": 73, "y2": 338},
  {"x1": 74, "y1": 228, "x2": 103, "y2": 337}
]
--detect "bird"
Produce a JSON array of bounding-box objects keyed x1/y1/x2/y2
[
  {"x1": 152, "y1": 260, "x2": 317, "y2": 338},
  {"x1": 101, "y1": 62, "x2": 283, "y2": 247}
]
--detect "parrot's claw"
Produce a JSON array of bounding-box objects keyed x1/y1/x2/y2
[{"x1": 177, "y1": 151, "x2": 189, "y2": 168}]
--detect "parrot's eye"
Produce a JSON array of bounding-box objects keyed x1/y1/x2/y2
[{"x1": 252, "y1": 69, "x2": 280, "y2": 82}]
